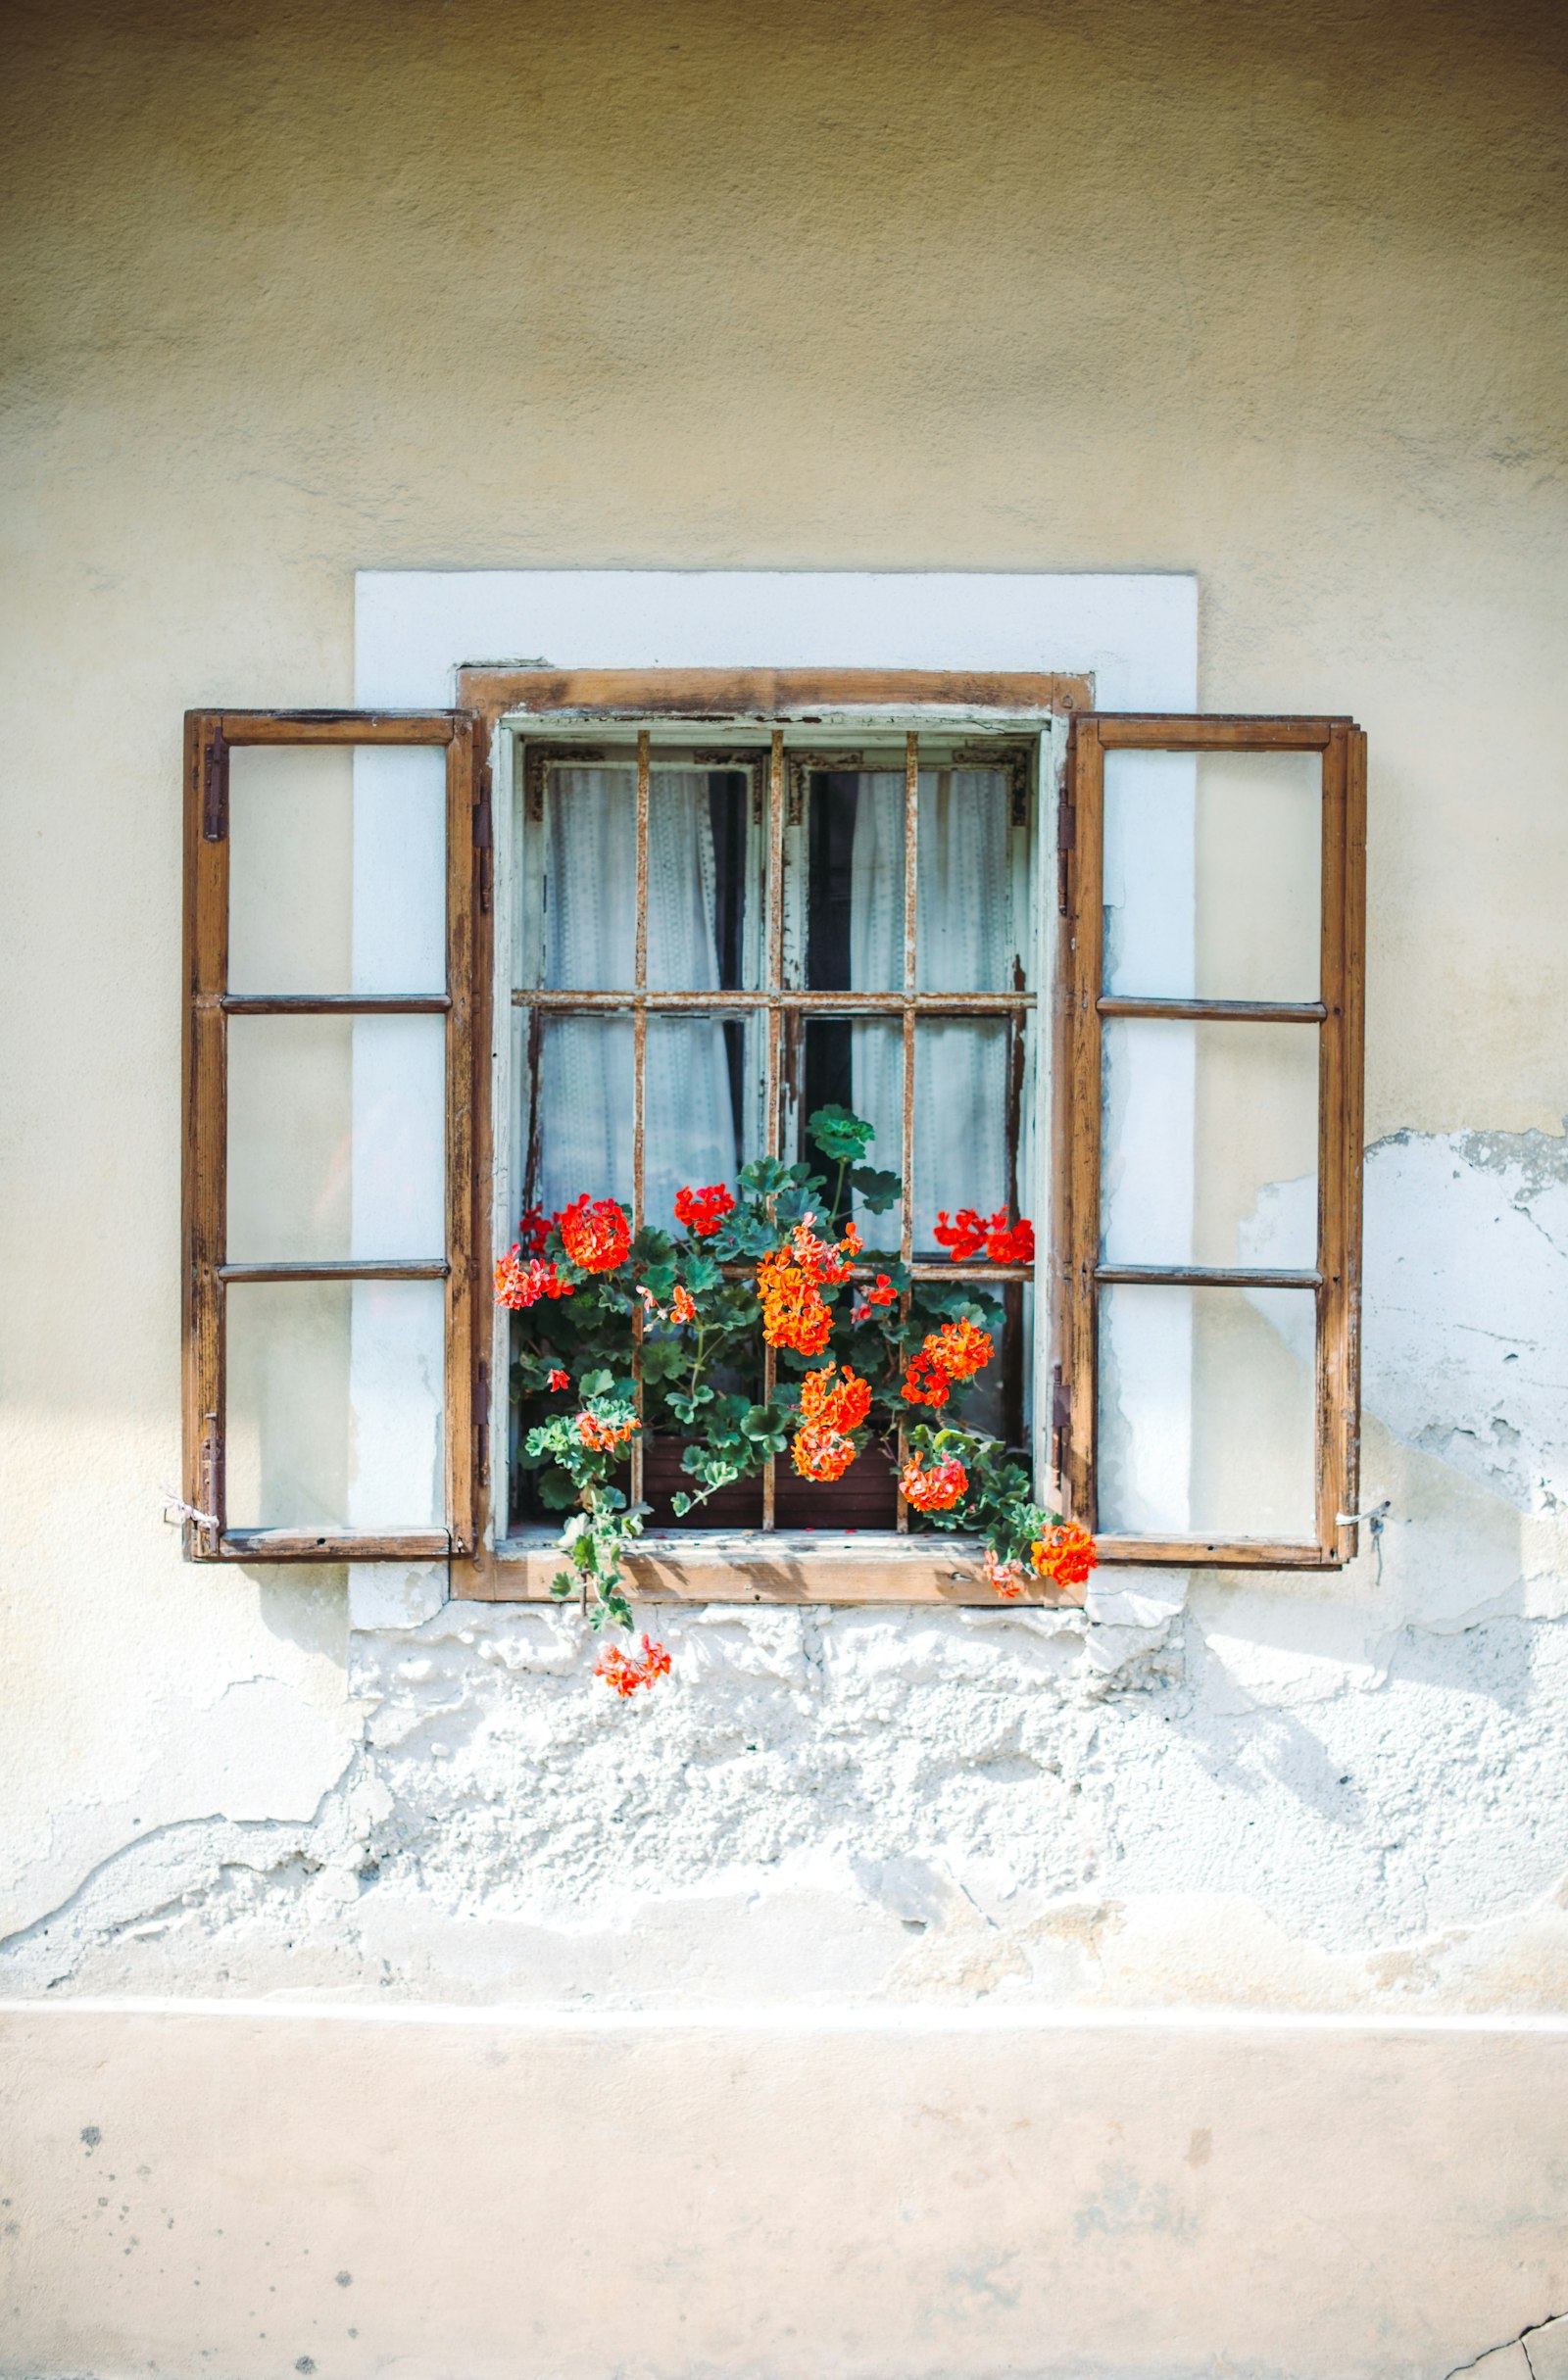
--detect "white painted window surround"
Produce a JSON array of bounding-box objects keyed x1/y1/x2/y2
[{"x1": 346, "y1": 572, "x2": 1198, "y2": 1617}]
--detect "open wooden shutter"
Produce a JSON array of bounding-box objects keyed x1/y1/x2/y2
[
  {"x1": 1055, "y1": 714, "x2": 1366, "y2": 1568},
  {"x1": 182, "y1": 708, "x2": 479, "y2": 1560}
]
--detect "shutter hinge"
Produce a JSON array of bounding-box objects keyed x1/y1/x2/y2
[
  {"x1": 202, "y1": 725, "x2": 228, "y2": 842},
  {"x1": 475, "y1": 1360, "x2": 490, "y2": 1487},
  {"x1": 1051, "y1": 1364, "x2": 1070, "y2": 1481},
  {"x1": 1055, "y1": 799, "x2": 1074, "y2": 915},
  {"x1": 473, "y1": 764, "x2": 493, "y2": 914}
]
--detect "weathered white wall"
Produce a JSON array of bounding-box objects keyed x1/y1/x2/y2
[{"x1": 2, "y1": 0, "x2": 1565, "y2": 2364}]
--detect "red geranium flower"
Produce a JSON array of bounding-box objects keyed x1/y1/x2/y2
[
  {"x1": 1030, "y1": 1523, "x2": 1097, "y2": 1589},
  {"x1": 559, "y1": 1194, "x2": 631, "y2": 1274},
  {"x1": 934, "y1": 1207, "x2": 989, "y2": 1261},
  {"x1": 517, "y1": 1206, "x2": 552, "y2": 1258},
  {"x1": 595, "y1": 1635, "x2": 672, "y2": 1697},
  {"x1": 790, "y1": 1425, "x2": 857, "y2": 1481},
  {"x1": 934, "y1": 1208, "x2": 1034, "y2": 1265},
  {"x1": 576, "y1": 1410, "x2": 639, "y2": 1453},
  {"x1": 852, "y1": 1274, "x2": 898, "y2": 1323},
  {"x1": 673, "y1": 1183, "x2": 736, "y2": 1238},
  {"x1": 901, "y1": 1454, "x2": 968, "y2": 1512},
  {"x1": 901, "y1": 1349, "x2": 952, "y2": 1407},
  {"x1": 495, "y1": 1249, "x2": 573, "y2": 1308},
  {"x1": 800, "y1": 1363, "x2": 871, "y2": 1434},
  {"x1": 547, "y1": 1367, "x2": 570, "y2": 1392}
]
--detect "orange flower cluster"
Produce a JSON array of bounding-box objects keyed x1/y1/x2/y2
[
  {"x1": 576, "y1": 1410, "x2": 640, "y2": 1453},
  {"x1": 671, "y1": 1284, "x2": 698, "y2": 1326},
  {"x1": 757, "y1": 1214, "x2": 857, "y2": 1356},
  {"x1": 800, "y1": 1363, "x2": 872, "y2": 1433},
  {"x1": 1030, "y1": 1522, "x2": 1097, "y2": 1588},
  {"x1": 934, "y1": 1209, "x2": 1035, "y2": 1265},
  {"x1": 674, "y1": 1183, "x2": 735, "y2": 1237},
  {"x1": 559, "y1": 1194, "x2": 631, "y2": 1274},
  {"x1": 495, "y1": 1250, "x2": 573, "y2": 1309},
  {"x1": 901, "y1": 1317, "x2": 995, "y2": 1407},
  {"x1": 790, "y1": 1362, "x2": 871, "y2": 1481},
  {"x1": 900, "y1": 1454, "x2": 968, "y2": 1512},
  {"x1": 791, "y1": 1428, "x2": 858, "y2": 1481},
  {"x1": 982, "y1": 1547, "x2": 1027, "y2": 1599},
  {"x1": 595, "y1": 1635, "x2": 672, "y2": 1697}
]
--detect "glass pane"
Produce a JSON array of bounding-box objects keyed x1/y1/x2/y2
[
  {"x1": 801, "y1": 1016, "x2": 905, "y2": 1250},
  {"x1": 649, "y1": 767, "x2": 760, "y2": 994},
  {"x1": 537, "y1": 762, "x2": 635, "y2": 992},
  {"x1": 227, "y1": 1014, "x2": 444, "y2": 1263},
  {"x1": 516, "y1": 1010, "x2": 635, "y2": 1224},
  {"x1": 643, "y1": 1012, "x2": 761, "y2": 1237},
  {"x1": 804, "y1": 766, "x2": 906, "y2": 994},
  {"x1": 1101, "y1": 1019, "x2": 1319, "y2": 1269},
  {"x1": 913, "y1": 1019, "x2": 1021, "y2": 1255},
  {"x1": 916, "y1": 763, "x2": 1033, "y2": 993},
  {"x1": 225, "y1": 1279, "x2": 444, "y2": 1530},
  {"x1": 1097, "y1": 1283, "x2": 1316, "y2": 1537},
  {"x1": 1102, "y1": 748, "x2": 1321, "y2": 1002},
  {"x1": 227, "y1": 744, "x2": 446, "y2": 996}
]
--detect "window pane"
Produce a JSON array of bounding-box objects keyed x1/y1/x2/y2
[
  {"x1": 227, "y1": 1014, "x2": 444, "y2": 1263},
  {"x1": 803, "y1": 766, "x2": 906, "y2": 994},
  {"x1": 227, "y1": 744, "x2": 446, "y2": 996},
  {"x1": 643, "y1": 1012, "x2": 760, "y2": 1236},
  {"x1": 525, "y1": 761, "x2": 760, "y2": 996},
  {"x1": 800, "y1": 1016, "x2": 905, "y2": 1248},
  {"x1": 1102, "y1": 748, "x2": 1321, "y2": 1002},
  {"x1": 912, "y1": 1019, "x2": 1021, "y2": 1254},
  {"x1": 916, "y1": 763, "x2": 1032, "y2": 993},
  {"x1": 649, "y1": 768, "x2": 760, "y2": 994},
  {"x1": 1101, "y1": 1019, "x2": 1319, "y2": 1270},
  {"x1": 225, "y1": 1279, "x2": 444, "y2": 1530},
  {"x1": 1097, "y1": 1283, "x2": 1316, "y2": 1537},
  {"x1": 516, "y1": 1010, "x2": 635, "y2": 1222},
  {"x1": 534, "y1": 763, "x2": 636, "y2": 992}
]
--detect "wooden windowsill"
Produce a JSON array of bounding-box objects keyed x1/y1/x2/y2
[{"x1": 457, "y1": 1530, "x2": 1087, "y2": 1609}]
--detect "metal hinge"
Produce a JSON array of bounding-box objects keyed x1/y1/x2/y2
[
  {"x1": 1051, "y1": 1364, "x2": 1070, "y2": 1479},
  {"x1": 475, "y1": 1360, "x2": 490, "y2": 1488},
  {"x1": 202, "y1": 725, "x2": 228, "y2": 842},
  {"x1": 1055, "y1": 798, "x2": 1075, "y2": 915},
  {"x1": 473, "y1": 764, "x2": 493, "y2": 913}
]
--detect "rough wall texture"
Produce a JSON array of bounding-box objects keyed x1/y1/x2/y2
[{"x1": 2, "y1": 0, "x2": 1567, "y2": 2022}]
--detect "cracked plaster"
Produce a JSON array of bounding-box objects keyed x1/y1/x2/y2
[{"x1": 4, "y1": 1125, "x2": 1567, "y2": 2015}]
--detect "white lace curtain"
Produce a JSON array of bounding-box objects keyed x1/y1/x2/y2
[{"x1": 530, "y1": 764, "x2": 1022, "y2": 1244}]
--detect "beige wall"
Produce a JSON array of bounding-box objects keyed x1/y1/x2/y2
[{"x1": 3, "y1": 3, "x2": 1567, "y2": 2363}]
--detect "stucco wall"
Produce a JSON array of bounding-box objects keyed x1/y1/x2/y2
[{"x1": 2, "y1": 0, "x2": 1566, "y2": 2365}]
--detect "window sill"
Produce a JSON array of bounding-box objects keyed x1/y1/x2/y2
[{"x1": 459, "y1": 1530, "x2": 1087, "y2": 1608}]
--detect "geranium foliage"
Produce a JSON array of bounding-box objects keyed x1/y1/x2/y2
[{"x1": 497, "y1": 1108, "x2": 1095, "y2": 1689}]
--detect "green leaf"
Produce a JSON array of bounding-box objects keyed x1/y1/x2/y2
[
  {"x1": 808, "y1": 1104, "x2": 875, "y2": 1161},
  {"x1": 535, "y1": 1464, "x2": 582, "y2": 1511},
  {"x1": 848, "y1": 1165, "x2": 902, "y2": 1213},
  {"x1": 739, "y1": 1156, "x2": 792, "y2": 1196},
  {"x1": 671, "y1": 1490, "x2": 691, "y2": 1517},
  {"x1": 579, "y1": 1367, "x2": 614, "y2": 1398}
]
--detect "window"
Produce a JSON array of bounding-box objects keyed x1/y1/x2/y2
[{"x1": 182, "y1": 675, "x2": 1365, "y2": 1593}]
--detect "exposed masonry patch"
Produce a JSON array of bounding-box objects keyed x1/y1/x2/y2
[{"x1": 2, "y1": 1127, "x2": 1565, "y2": 2010}]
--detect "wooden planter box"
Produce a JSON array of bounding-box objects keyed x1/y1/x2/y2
[{"x1": 641, "y1": 1437, "x2": 900, "y2": 1530}]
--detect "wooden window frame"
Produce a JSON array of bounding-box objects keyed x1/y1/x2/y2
[
  {"x1": 181, "y1": 679, "x2": 1365, "y2": 1592},
  {"x1": 181, "y1": 708, "x2": 477, "y2": 1562},
  {"x1": 1056, "y1": 713, "x2": 1367, "y2": 1571},
  {"x1": 455, "y1": 668, "x2": 1088, "y2": 1606}
]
